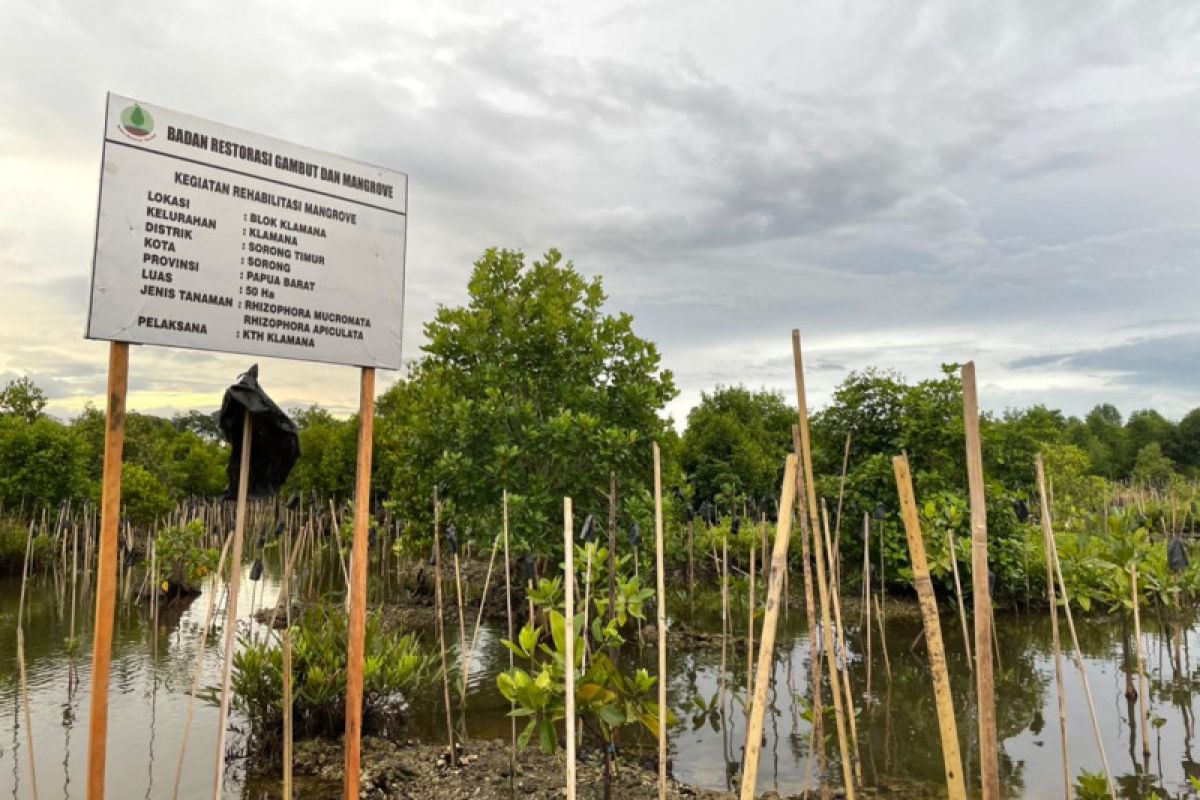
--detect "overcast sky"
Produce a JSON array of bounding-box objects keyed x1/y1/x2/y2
[{"x1": 2, "y1": 0, "x2": 1198, "y2": 426}]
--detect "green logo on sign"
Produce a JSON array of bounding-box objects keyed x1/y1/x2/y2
[{"x1": 119, "y1": 103, "x2": 154, "y2": 139}]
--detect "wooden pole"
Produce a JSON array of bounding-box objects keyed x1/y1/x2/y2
[
  {"x1": 822, "y1": 501, "x2": 862, "y2": 785},
  {"x1": 892, "y1": 454, "x2": 966, "y2": 800},
  {"x1": 17, "y1": 521, "x2": 39, "y2": 800},
  {"x1": 653, "y1": 443, "x2": 668, "y2": 800},
  {"x1": 87, "y1": 340, "x2": 129, "y2": 800},
  {"x1": 946, "y1": 524, "x2": 973, "y2": 671},
  {"x1": 1045, "y1": 491, "x2": 1117, "y2": 800},
  {"x1": 214, "y1": 409, "x2": 252, "y2": 798},
  {"x1": 283, "y1": 526, "x2": 294, "y2": 800},
  {"x1": 433, "y1": 491, "x2": 457, "y2": 767},
  {"x1": 739, "y1": 454, "x2": 798, "y2": 799},
  {"x1": 502, "y1": 490, "x2": 517, "y2": 776},
  {"x1": 564, "y1": 496, "x2": 577, "y2": 800},
  {"x1": 1131, "y1": 565, "x2": 1152, "y2": 761},
  {"x1": 746, "y1": 534, "x2": 755, "y2": 710},
  {"x1": 1035, "y1": 456, "x2": 1071, "y2": 800},
  {"x1": 792, "y1": 333, "x2": 847, "y2": 795},
  {"x1": 961, "y1": 362, "x2": 999, "y2": 800},
  {"x1": 343, "y1": 367, "x2": 376, "y2": 799}
]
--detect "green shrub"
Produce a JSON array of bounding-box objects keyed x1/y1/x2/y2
[
  {"x1": 155, "y1": 519, "x2": 218, "y2": 591},
  {"x1": 212, "y1": 604, "x2": 435, "y2": 762}
]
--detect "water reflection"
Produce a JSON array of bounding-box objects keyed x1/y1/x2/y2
[{"x1": 10, "y1": 558, "x2": 1200, "y2": 798}]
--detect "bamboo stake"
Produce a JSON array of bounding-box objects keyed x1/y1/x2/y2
[
  {"x1": 433, "y1": 492, "x2": 457, "y2": 768},
  {"x1": 564, "y1": 496, "x2": 577, "y2": 800},
  {"x1": 214, "y1": 410, "x2": 253, "y2": 799},
  {"x1": 653, "y1": 442, "x2": 668, "y2": 800},
  {"x1": 465, "y1": 534, "x2": 501, "y2": 686},
  {"x1": 1035, "y1": 456, "x2": 1071, "y2": 800},
  {"x1": 822, "y1": 501, "x2": 862, "y2": 785},
  {"x1": 1045, "y1": 493, "x2": 1117, "y2": 800},
  {"x1": 739, "y1": 454, "x2": 798, "y2": 799},
  {"x1": 582, "y1": 539, "x2": 594, "y2": 671},
  {"x1": 283, "y1": 525, "x2": 294, "y2": 800},
  {"x1": 893, "y1": 454, "x2": 966, "y2": 800},
  {"x1": 962, "y1": 362, "x2": 999, "y2": 800},
  {"x1": 792, "y1": 331, "x2": 849, "y2": 797},
  {"x1": 862, "y1": 514, "x2": 873, "y2": 716},
  {"x1": 17, "y1": 520, "x2": 38, "y2": 800},
  {"x1": 720, "y1": 528, "x2": 729, "y2": 717},
  {"x1": 1131, "y1": 565, "x2": 1152, "y2": 761},
  {"x1": 790, "y1": 424, "x2": 824, "y2": 790},
  {"x1": 87, "y1": 340, "x2": 129, "y2": 800},
  {"x1": 946, "y1": 524, "x2": 973, "y2": 671},
  {"x1": 502, "y1": 490, "x2": 517, "y2": 779},
  {"x1": 171, "y1": 532, "x2": 235, "y2": 800},
  {"x1": 746, "y1": 535, "x2": 755, "y2": 711}
]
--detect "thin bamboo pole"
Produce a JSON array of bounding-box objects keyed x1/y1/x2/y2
[
  {"x1": 946, "y1": 524, "x2": 973, "y2": 671},
  {"x1": 465, "y1": 534, "x2": 501, "y2": 686},
  {"x1": 502, "y1": 491, "x2": 517, "y2": 779},
  {"x1": 790, "y1": 426, "x2": 824, "y2": 791},
  {"x1": 433, "y1": 492, "x2": 457, "y2": 768},
  {"x1": 962, "y1": 362, "x2": 999, "y2": 799},
  {"x1": 822, "y1": 501, "x2": 862, "y2": 785},
  {"x1": 564, "y1": 496, "x2": 577, "y2": 800},
  {"x1": 893, "y1": 454, "x2": 966, "y2": 800},
  {"x1": 1131, "y1": 565, "x2": 1152, "y2": 761},
  {"x1": 739, "y1": 454, "x2": 798, "y2": 799},
  {"x1": 1035, "y1": 456, "x2": 1071, "y2": 800},
  {"x1": 283, "y1": 525, "x2": 294, "y2": 800},
  {"x1": 214, "y1": 410, "x2": 252, "y2": 799},
  {"x1": 653, "y1": 442, "x2": 668, "y2": 800},
  {"x1": 17, "y1": 521, "x2": 38, "y2": 800},
  {"x1": 1046, "y1": 498, "x2": 1117, "y2": 799},
  {"x1": 87, "y1": 340, "x2": 129, "y2": 800},
  {"x1": 792, "y1": 332, "x2": 851, "y2": 797},
  {"x1": 747, "y1": 536, "x2": 755, "y2": 711}
]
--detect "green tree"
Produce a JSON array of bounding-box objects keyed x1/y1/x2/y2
[
  {"x1": 0, "y1": 376, "x2": 47, "y2": 422},
  {"x1": 284, "y1": 405, "x2": 357, "y2": 499},
  {"x1": 1175, "y1": 408, "x2": 1200, "y2": 471},
  {"x1": 1132, "y1": 442, "x2": 1174, "y2": 489},
  {"x1": 378, "y1": 248, "x2": 676, "y2": 554},
  {"x1": 679, "y1": 386, "x2": 794, "y2": 510}
]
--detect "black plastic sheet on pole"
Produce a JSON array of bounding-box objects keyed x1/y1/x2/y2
[{"x1": 219, "y1": 364, "x2": 300, "y2": 499}]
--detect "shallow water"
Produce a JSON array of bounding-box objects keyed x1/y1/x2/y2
[{"x1": 6, "y1": 557, "x2": 1200, "y2": 799}]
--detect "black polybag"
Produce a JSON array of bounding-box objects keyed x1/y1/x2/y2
[
  {"x1": 1169, "y1": 538, "x2": 1189, "y2": 573},
  {"x1": 219, "y1": 365, "x2": 300, "y2": 499}
]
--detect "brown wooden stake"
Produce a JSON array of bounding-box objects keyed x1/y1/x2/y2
[
  {"x1": 739, "y1": 454, "x2": 798, "y2": 799},
  {"x1": 961, "y1": 362, "x2": 999, "y2": 800},
  {"x1": 17, "y1": 521, "x2": 39, "y2": 800},
  {"x1": 946, "y1": 523, "x2": 973, "y2": 671},
  {"x1": 502, "y1": 490, "x2": 517, "y2": 775},
  {"x1": 653, "y1": 442, "x2": 668, "y2": 800},
  {"x1": 453, "y1": 550, "x2": 468, "y2": 689},
  {"x1": 720, "y1": 528, "x2": 729, "y2": 716},
  {"x1": 466, "y1": 534, "x2": 501, "y2": 684},
  {"x1": 1035, "y1": 456, "x2": 1072, "y2": 800},
  {"x1": 822, "y1": 501, "x2": 862, "y2": 785},
  {"x1": 862, "y1": 514, "x2": 873, "y2": 714},
  {"x1": 283, "y1": 528, "x2": 294, "y2": 800},
  {"x1": 1045, "y1": 489, "x2": 1117, "y2": 799},
  {"x1": 746, "y1": 535, "x2": 755, "y2": 711},
  {"x1": 791, "y1": 430, "x2": 823, "y2": 789},
  {"x1": 343, "y1": 367, "x2": 376, "y2": 799},
  {"x1": 214, "y1": 409, "x2": 252, "y2": 798},
  {"x1": 893, "y1": 454, "x2": 966, "y2": 800},
  {"x1": 1131, "y1": 565, "x2": 1152, "y2": 761},
  {"x1": 564, "y1": 496, "x2": 578, "y2": 800},
  {"x1": 792, "y1": 332, "x2": 844, "y2": 795},
  {"x1": 432, "y1": 491, "x2": 457, "y2": 768},
  {"x1": 87, "y1": 341, "x2": 129, "y2": 800}
]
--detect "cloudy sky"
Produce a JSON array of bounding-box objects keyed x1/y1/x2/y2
[{"x1": 2, "y1": 0, "x2": 1198, "y2": 426}]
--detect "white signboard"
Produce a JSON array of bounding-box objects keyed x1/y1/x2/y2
[{"x1": 87, "y1": 93, "x2": 407, "y2": 368}]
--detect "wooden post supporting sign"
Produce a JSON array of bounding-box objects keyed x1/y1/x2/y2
[
  {"x1": 86, "y1": 341, "x2": 129, "y2": 800},
  {"x1": 344, "y1": 367, "x2": 376, "y2": 799}
]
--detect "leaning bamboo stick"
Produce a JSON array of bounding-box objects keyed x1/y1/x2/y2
[
  {"x1": 432, "y1": 493, "x2": 457, "y2": 768},
  {"x1": 465, "y1": 534, "x2": 502, "y2": 687},
  {"x1": 740, "y1": 454, "x2": 798, "y2": 799},
  {"x1": 1045, "y1": 489, "x2": 1117, "y2": 800},
  {"x1": 1131, "y1": 565, "x2": 1152, "y2": 761},
  {"x1": 653, "y1": 442, "x2": 669, "y2": 800},
  {"x1": 1035, "y1": 456, "x2": 1071, "y2": 800},
  {"x1": 502, "y1": 491, "x2": 517, "y2": 779},
  {"x1": 746, "y1": 535, "x2": 756, "y2": 711},
  {"x1": 946, "y1": 524, "x2": 973, "y2": 671},
  {"x1": 822, "y1": 501, "x2": 862, "y2": 785},
  {"x1": 17, "y1": 521, "x2": 39, "y2": 800},
  {"x1": 893, "y1": 454, "x2": 966, "y2": 800}
]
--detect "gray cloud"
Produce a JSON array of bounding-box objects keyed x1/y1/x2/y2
[{"x1": 2, "y1": 0, "x2": 1200, "y2": 426}]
